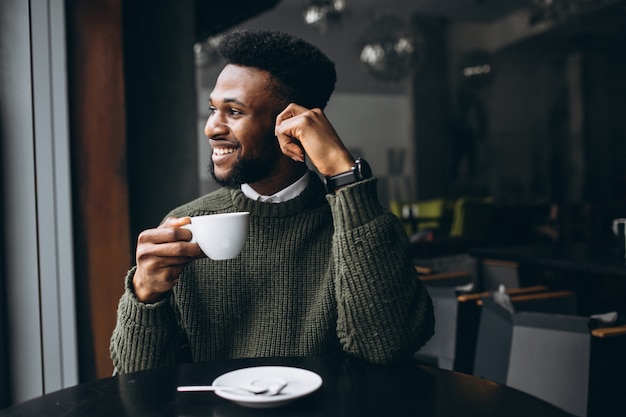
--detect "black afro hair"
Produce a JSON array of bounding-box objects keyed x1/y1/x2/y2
[{"x1": 216, "y1": 29, "x2": 337, "y2": 109}]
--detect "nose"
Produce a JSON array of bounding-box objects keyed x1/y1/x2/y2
[{"x1": 204, "y1": 112, "x2": 228, "y2": 138}]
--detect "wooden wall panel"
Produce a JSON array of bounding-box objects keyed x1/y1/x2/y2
[{"x1": 66, "y1": 0, "x2": 131, "y2": 380}]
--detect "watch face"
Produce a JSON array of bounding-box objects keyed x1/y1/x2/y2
[{"x1": 356, "y1": 158, "x2": 372, "y2": 180}]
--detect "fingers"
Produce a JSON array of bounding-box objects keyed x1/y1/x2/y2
[
  {"x1": 275, "y1": 104, "x2": 329, "y2": 162},
  {"x1": 132, "y1": 217, "x2": 204, "y2": 303},
  {"x1": 133, "y1": 249, "x2": 191, "y2": 303},
  {"x1": 279, "y1": 138, "x2": 306, "y2": 163},
  {"x1": 137, "y1": 218, "x2": 204, "y2": 264},
  {"x1": 275, "y1": 104, "x2": 307, "y2": 162},
  {"x1": 142, "y1": 217, "x2": 194, "y2": 246},
  {"x1": 275, "y1": 104, "x2": 354, "y2": 176},
  {"x1": 274, "y1": 102, "x2": 304, "y2": 126},
  {"x1": 161, "y1": 216, "x2": 191, "y2": 227}
]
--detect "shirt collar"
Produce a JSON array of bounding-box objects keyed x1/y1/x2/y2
[{"x1": 241, "y1": 171, "x2": 310, "y2": 203}]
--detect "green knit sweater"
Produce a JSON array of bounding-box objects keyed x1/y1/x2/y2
[{"x1": 110, "y1": 173, "x2": 434, "y2": 373}]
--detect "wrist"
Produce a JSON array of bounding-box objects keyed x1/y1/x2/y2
[
  {"x1": 132, "y1": 271, "x2": 165, "y2": 304},
  {"x1": 315, "y1": 148, "x2": 354, "y2": 177},
  {"x1": 134, "y1": 287, "x2": 163, "y2": 304},
  {"x1": 325, "y1": 158, "x2": 373, "y2": 193},
  {"x1": 323, "y1": 160, "x2": 354, "y2": 177}
]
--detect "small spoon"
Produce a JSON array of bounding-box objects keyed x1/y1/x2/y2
[
  {"x1": 177, "y1": 380, "x2": 287, "y2": 396},
  {"x1": 177, "y1": 385, "x2": 270, "y2": 394}
]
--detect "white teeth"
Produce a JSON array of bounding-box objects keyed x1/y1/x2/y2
[{"x1": 213, "y1": 148, "x2": 236, "y2": 156}]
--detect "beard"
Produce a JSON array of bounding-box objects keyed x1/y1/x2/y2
[
  {"x1": 209, "y1": 156, "x2": 275, "y2": 188},
  {"x1": 208, "y1": 134, "x2": 281, "y2": 188}
]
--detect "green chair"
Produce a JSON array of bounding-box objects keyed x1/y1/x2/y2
[{"x1": 449, "y1": 197, "x2": 494, "y2": 243}]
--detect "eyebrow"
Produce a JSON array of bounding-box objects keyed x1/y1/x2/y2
[{"x1": 209, "y1": 95, "x2": 248, "y2": 108}]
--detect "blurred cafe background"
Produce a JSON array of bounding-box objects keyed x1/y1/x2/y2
[{"x1": 1, "y1": 0, "x2": 625, "y2": 415}]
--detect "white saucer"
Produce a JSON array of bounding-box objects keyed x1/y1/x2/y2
[{"x1": 211, "y1": 366, "x2": 322, "y2": 408}]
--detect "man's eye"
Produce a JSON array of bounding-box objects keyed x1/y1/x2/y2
[{"x1": 208, "y1": 106, "x2": 243, "y2": 117}]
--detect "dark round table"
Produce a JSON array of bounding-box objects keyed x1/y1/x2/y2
[{"x1": 0, "y1": 355, "x2": 573, "y2": 416}]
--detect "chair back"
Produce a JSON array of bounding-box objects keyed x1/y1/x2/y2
[
  {"x1": 415, "y1": 269, "x2": 473, "y2": 369},
  {"x1": 481, "y1": 259, "x2": 520, "y2": 291},
  {"x1": 508, "y1": 311, "x2": 591, "y2": 417},
  {"x1": 474, "y1": 298, "x2": 592, "y2": 417},
  {"x1": 449, "y1": 197, "x2": 494, "y2": 243},
  {"x1": 415, "y1": 285, "x2": 463, "y2": 370}
]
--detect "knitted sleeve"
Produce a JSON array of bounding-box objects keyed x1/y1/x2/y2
[
  {"x1": 327, "y1": 178, "x2": 435, "y2": 364},
  {"x1": 109, "y1": 267, "x2": 182, "y2": 373}
]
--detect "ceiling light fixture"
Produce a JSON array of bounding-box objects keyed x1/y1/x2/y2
[
  {"x1": 356, "y1": 15, "x2": 425, "y2": 83},
  {"x1": 193, "y1": 35, "x2": 223, "y2": 68},
  {"x1": 303, "y1": 0, "x2": 349, "y2": 34}
]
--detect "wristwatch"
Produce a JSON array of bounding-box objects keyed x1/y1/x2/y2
[{"x1": 325, "y1": 158, "x2": 373, "y2": 193}]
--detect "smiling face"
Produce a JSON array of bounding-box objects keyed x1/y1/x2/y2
[{"x1": 205, "y1": 64, "x2": 295, "y2": 192}]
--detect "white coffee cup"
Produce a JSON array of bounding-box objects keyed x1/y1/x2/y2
[{"x1": 182, "y1": 212, "x2": 250, "y2": 260}]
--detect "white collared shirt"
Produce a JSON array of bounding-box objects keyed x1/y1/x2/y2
[{"x1": 241, "y1": 171, "x2": 310, "y2": 203}]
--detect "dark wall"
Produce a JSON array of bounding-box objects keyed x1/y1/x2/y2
[
  {"x1": 411, "y1": 16, "x2": 450, "y2": 200},
  {"x1": 195, "y1": 0, "x2": 280, "y2": 42},
  {"x1": 584, "y1": 38, "x2": 626, "y2": 203},
  {"x1": 123, "y1": 0, "x2": 200, "y2": 243},
  {"x1": 123, "y1": 0, "x2": 282, "y2": 244},
  {"x1": 444, "y1": 9, "x2": 626, "y2": 207}
]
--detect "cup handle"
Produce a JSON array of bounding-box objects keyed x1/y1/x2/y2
[{"x1": 181, "y1": 224, "x2": 196, "y2": 243}]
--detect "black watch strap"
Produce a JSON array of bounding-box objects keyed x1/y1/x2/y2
[{"x1": 325, "y1": 158, "x2": 372, "y2": 193}]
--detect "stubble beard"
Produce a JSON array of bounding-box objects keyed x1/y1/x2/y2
[
  {"x1": 209, "y1": 156, "x2": 274, "y2": 188},
  {"x1": 208, "y1": 134, "x2": 281, "y2": 188}
]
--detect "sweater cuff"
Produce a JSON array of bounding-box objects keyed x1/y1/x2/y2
[
  {"x1": 326, "y1": 177, "x2": 383, "y2": 232},
  {"x1": 119, "y1": 267, "x2": 174, "y2": 328}
]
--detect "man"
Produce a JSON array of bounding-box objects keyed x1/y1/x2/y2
[{"x1": 110, "y1": 29, "x2": 434, "y2": 373}]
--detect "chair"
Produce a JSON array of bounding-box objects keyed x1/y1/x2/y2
[
  {"x1": 588, "y1": 325, "x2": 626, "y2": 416},
  {"x1": 416, "y1": 253, "x2": 477, "y2": 282},
  {"x1": 413, "y1": 198, "x2": 452, "y2": 232},
  {"x1": 474, "y1": 289, "x2": 579, "y2": 315},
  {"x1": 449, "y1": 197, "x2": 494, "y2": 244},
  {"x1": 389, "y1": 198, "x2": 453, "y2": 237},
  {"x1": 480, "y1": 258, "x2": 520, "y2": 291},
  {"x1": 415, "y1": 265, "x2": 547, "y2": 373},
  {"x1": 473, "y1": 296, "x2": 626, "y2": 417},
  {"x1": 454, "y1": 285, "x2": 549, "y2": 374},
  {"x1": 414, "y1": 269, "x2": 473, "y2": 370},
  {"x1": 418, "y1": 270, "x2": 474, "y2": 288}
]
